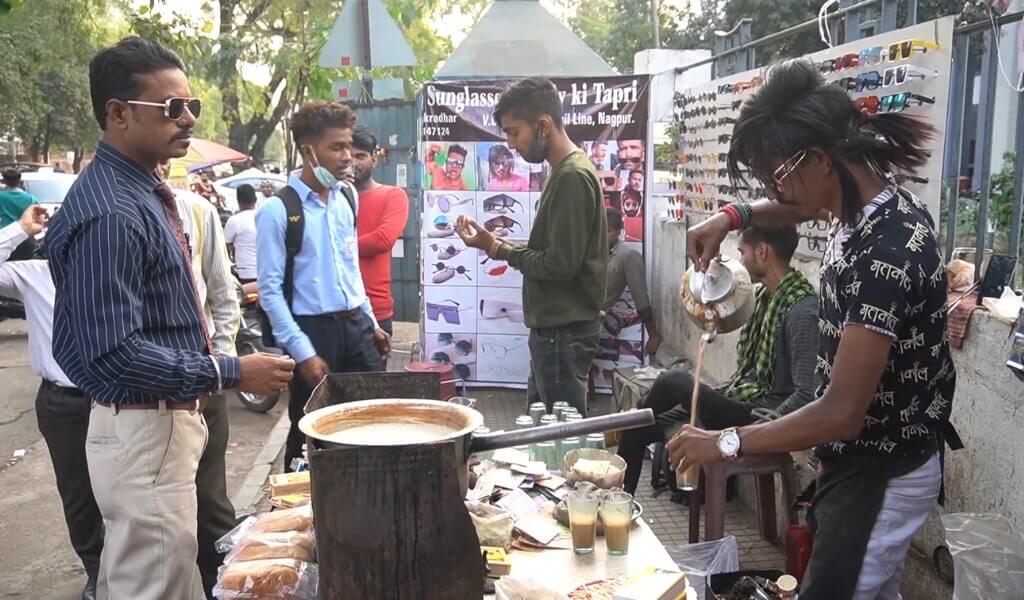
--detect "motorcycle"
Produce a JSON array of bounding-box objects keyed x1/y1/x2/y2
[
  {"x1": 235, "y1": 281, "x2": 282, "y2": 413},
  {"x1": 0, "y1": 295, "x2": 26, "y2": 322}
]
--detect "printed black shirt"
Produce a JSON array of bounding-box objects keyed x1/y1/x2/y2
[{"x1": 815, "y1": 187, "x2": 955, "y2": 460}]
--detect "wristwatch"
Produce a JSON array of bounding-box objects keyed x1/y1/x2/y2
[{"x1": 717, "y1": 427, "x2": 742, "y2": 460}]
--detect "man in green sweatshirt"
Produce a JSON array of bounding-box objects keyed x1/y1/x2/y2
[{"x1": 456, "y1": 77, "x2": 607, "y2": 415}]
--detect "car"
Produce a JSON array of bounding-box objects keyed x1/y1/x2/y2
[
  {"x1": 20, "y1": 171, "x2": 77, "y2": 214},
  {"x1": 213, "y1": 168, "x2": 287, "y2": 213}
]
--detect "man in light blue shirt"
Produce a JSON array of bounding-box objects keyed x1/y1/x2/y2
[{"x1": 256, "y1": 101, "x2": 390, "y2": 469}]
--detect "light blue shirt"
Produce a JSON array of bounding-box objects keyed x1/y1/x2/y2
[{"x1": 256, "y1": 172, "x2": 376, "y2": 363}]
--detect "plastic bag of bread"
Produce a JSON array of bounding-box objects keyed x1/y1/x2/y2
[
  {"x1": 226, "y1": 531, "x2": 317, "y2": 564},
  {"x1": 465, "y1": 501, "x2": 514, "y2": 551},
  {"x1": 216, "y1": 505, "x2": 315, "y2": 553},
  {"x1": 213, "y1": 559, "x2": 318, "y2": 599}
]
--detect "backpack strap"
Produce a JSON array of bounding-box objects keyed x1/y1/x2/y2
[
  {"x1": 276, "y1": 185, "x2": 304, "y2": 309},
  {"x1": 338, "y1": 182, "x2": 358, "y2": 227}
]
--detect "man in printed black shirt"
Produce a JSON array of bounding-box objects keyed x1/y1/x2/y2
[
  {"x1": 816, "y1": 186, "x2": 955, "y2": 460},
  {"x1": 669, "y1": 60, "x2": 960, "y2": 600}
]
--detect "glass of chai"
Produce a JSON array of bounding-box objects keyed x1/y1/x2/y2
[
  {"x1": 600, "y1": 491, "x2": 633, "y2": 555},
  {"x1": 567, "y1": 489, "x2": 600, "y2": 555}
]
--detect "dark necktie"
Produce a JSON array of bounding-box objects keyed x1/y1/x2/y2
[{"x1": 154, "y1": 181, "x2": 214, "y2": 354}]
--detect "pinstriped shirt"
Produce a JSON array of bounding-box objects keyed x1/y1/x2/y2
[{"x1": 47, "y1": 141, "x2": 240, "y2": 404}]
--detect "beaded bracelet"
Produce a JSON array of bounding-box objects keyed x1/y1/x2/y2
[{"x1": 720, "y1": 204, "x2": 742, "y2": 230}]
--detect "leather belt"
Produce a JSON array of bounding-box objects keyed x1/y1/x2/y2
[
  {"x1": 94, "y1": 396, "x2": 208, "y2": 413},
  {"x1": 310, "y1": 309, "x2": 363, "y2": 320},
  {"x1": 40, "y1": 379, "x2": 85, "y2": 397}
]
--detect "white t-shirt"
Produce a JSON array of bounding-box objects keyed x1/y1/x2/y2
[{"x1": 223, "y1": 209, "x2": 258, "y2": 280}]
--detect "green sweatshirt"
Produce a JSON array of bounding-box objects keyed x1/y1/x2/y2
[{"x1": 497, "y1": 150, "x2": 607, "y2": 329}]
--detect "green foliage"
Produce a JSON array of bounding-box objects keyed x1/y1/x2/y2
[
  {"x1": 134, "y1": 0, "x2": 485, "y2": 164},
  {"x1": 0, "y1": 0, "x2": 109, "y2": 163}
]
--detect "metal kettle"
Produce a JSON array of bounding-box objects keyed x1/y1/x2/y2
[{"x1": 679, "y1": 257, "x2": 756, "y2": 334}]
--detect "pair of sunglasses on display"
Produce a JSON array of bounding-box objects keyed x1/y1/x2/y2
[
  {"x1": 480, "y1": 341, "x2": 522, "y2": 358},
  {"x1": 484, "y1": 215, "x2": 521, "y2": 236},
  {"x1": 483, "y1": 194, "x2": 522, "y2": 213},
  {"x1": 835, "y1": 65, "x2": 937, "y2": 92},
  {"x1": 436, "y1": 333, "x2": 473, "y2": 356},
  {"x1": 425, "y1": 299, "x2": 469, "y2": 324},
  {"x1": 479, "y1": 299, "x2": 524, "y2": 322},
  {"x1": 428, "y1": 193, "x2": 473, "y2": 213},
  {"x1": 430, "y1": 243, "x2": 465, "y2": 260},
  {"x1": 855, "y1": 92, "x2": 935, "y2": 115},
  {"x1": 432, "y1": 262, "x2": 472, "y2": 283}
]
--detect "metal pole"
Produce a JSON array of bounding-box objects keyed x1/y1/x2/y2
[
  {"x1": 944, "y1": 35, "x2": 970, "y2": 261},
  {"x1": 973, "y1": 30, "x2": 1000, "y2": 279},
  {"x1": 1011, "y1": 86, "x2": 1024, "y2": 263}
]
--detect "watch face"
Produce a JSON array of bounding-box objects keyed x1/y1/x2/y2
[{"x1": 720, "y1": 432, "x2": 740, "y2": 456}]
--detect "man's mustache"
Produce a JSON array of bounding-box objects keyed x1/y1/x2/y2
[{"x1": 173, "y1": 129, "x2": 194, "y2": 140}]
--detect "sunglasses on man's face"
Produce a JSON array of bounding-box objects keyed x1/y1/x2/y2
[
  {"x1": 446, "y1": 158, "x2": 466, "y2": 168},
  {"x1": 125, "y1": 97, "x2": 202, "y2": 120}
]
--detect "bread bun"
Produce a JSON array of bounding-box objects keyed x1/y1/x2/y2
[
  {"x1": 231, "y1": 532, "x2": 316, "y2": 563},
  {"x1": 250, "y1": 505, "x2": 313, "y2": 534},
  {"x1": 218, "y1": 559, "x2": 303, "y2": 595}
]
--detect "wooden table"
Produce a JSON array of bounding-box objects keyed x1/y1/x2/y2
[{"x1": 486, "y1": 519, "x2": 698, "y2": 598}]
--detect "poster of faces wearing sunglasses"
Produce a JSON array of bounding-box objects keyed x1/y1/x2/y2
[
  {"x1": 419, "y1": 81, "x2": 649, "y2": 387},
  {"x1": 668, "y1": 17, "x2": 953, "y2": 259}
]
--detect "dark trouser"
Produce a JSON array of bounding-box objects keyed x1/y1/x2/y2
[
  {"x1": 527, "y1": 320, "x2": 602, "y2": 416},
  {"x1": 616, "y1": 370, "x2": 759, "y2": 495},
  {"x1": 35, "y1": 381, "x2": 103, "y2": 584},
  {"x1": 10, "y1": 236, "x2": 39, "y2": 260},
  {"x1": 195, "y1": 394, "x2": 236, "y2": 599},
  {"x1": 378, "y1": 317, "x2": 393, "y2": 370},
  {"x1": 285, "y1": 312, "x2": 384, "y2": 470}
]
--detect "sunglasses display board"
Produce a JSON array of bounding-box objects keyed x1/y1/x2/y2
[
  {"x1": 420, "y1": 75, "x2": 651, "y2": 387},
  {"x1": 663, "y1": 16, "x2": 955, "y2": 259}
]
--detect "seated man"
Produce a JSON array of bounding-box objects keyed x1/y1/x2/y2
[{"x1": 617, "y1": 225, "x2": 819, "y2": 495}]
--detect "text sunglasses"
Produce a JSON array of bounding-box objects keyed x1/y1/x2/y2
[
  {"x1": 125, "y1": 97, "x2": 202, "y2": 120},
  {"x1": 888, "y1": 39, "x2": 940, "y2": 62},
  {"x1": 428, "y1": 193, "x2": 473, "y2": 213},
  {"x1": 483, "y1": 194, "x2": 522, "y2": 213}
]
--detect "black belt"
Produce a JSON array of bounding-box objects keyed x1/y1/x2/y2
[
  {"x1": 301, "y1": 309, "x2": 363, "y2": 320},
  {"x1": 40, "y1": 379, "x2": 85, "y2": 397}
]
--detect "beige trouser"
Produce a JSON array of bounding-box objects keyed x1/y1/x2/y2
[{"x1": 86, "y1": 402, "x2": 208, "y2": 600}]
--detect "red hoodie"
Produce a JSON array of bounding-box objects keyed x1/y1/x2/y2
[{"x1": 357, "y1": 185, "x2": 409, "y2": 321}]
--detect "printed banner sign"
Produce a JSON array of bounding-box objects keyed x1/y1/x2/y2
[{"x1": 419, "y1": 76, "x2": 651, "y2": 387}]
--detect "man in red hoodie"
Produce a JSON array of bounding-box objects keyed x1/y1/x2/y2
[{"x1": 353, "y1": 126, "x2": 409, "y2": 338}]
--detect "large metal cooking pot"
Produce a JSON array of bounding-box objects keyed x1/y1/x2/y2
[
  {"x1": 298, "y1": 399, "x2": 655, "y2": 494},
  {"x1": 680, "y1": 257, "x2": 755, "y2": 334}
]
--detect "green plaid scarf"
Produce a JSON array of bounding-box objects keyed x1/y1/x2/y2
[{"x1": 722, "y1": 269, "x2": 815, "y2": 402}]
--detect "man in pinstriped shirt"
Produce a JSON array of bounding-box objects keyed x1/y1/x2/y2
[{"x1": 46, "y1": 37, "x2": 293, "y2": 600}]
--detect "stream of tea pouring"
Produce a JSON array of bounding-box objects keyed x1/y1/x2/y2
[{"x1": 677, "y1": 274, "x2": 718, "y2": 491}]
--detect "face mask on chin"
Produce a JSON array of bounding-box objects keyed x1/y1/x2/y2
[
  {"x1": 521, "y1": 123, "x2": 550, "y2": 164},
  {"x1": 305, "y1": 146, "x2": 339, "y2": 189}
]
